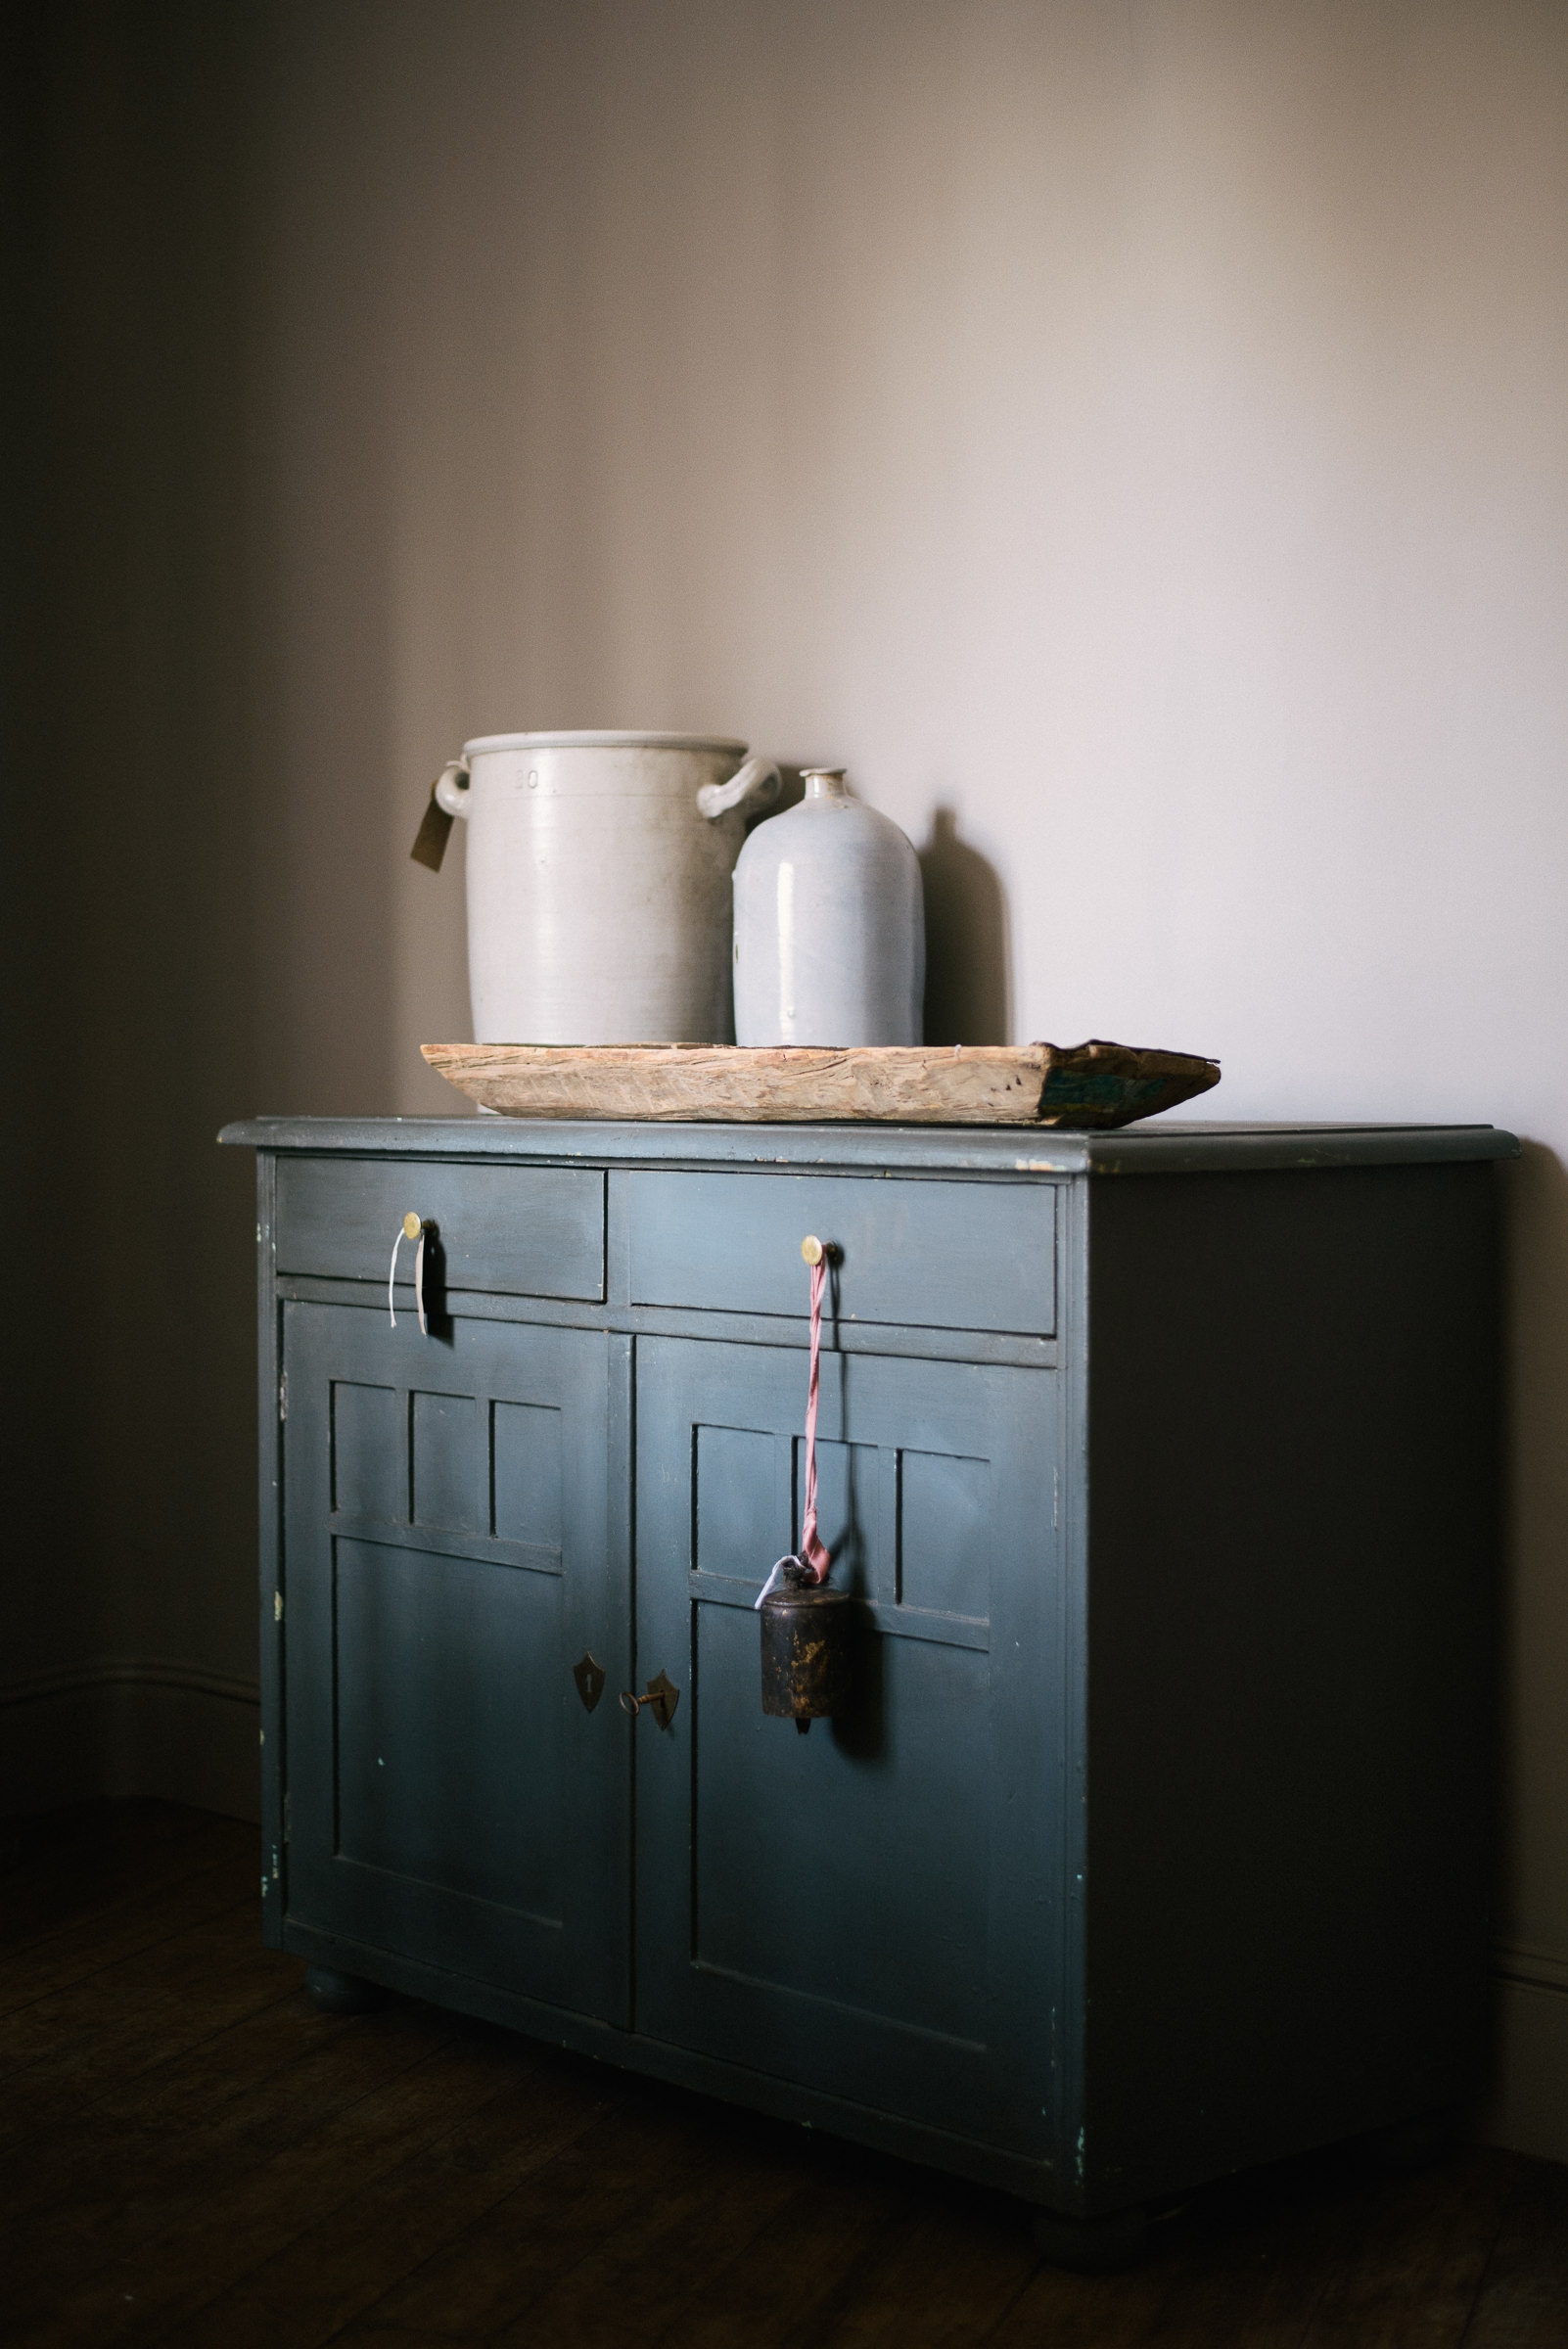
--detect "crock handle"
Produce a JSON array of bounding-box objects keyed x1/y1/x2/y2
[
  {"x1": 697, "y1": 757, "x2": 780, "y2": 821},
  {"x1": 434, "y1": 760, "x2": 471, "y2": 818},
  {"x1": 410, "y1": 759, "x2": 471, "y2": 872}
]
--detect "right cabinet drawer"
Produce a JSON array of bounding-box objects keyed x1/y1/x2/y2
[{"x1": 626, "y1": 1171, "x2": 1056, "y2": 1336}]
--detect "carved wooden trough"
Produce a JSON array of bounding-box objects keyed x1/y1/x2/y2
[{"x1": 422, "y1": 1037, "x2": 1221, "y2": 1128}]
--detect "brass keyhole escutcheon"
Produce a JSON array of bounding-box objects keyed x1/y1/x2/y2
[
  {"x1": 573, "y1": 1652, "x2": 606, "y2": 1713},
  {"x1": 619, "y1": 1669, "x2": 680, "y2": 1728}
]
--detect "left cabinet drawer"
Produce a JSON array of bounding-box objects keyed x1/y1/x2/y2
[{"x1": 275, "y1": 1158, "x2": 606, "y2": 1301}]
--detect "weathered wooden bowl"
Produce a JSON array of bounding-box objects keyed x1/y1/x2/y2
[{"x1": 420, "y1": 1037, "x2": 1221, "y2": 1128}]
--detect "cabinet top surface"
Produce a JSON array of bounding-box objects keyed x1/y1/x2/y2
[{"x1": 218, "y1": 1116, "x2": 1519, "y2": 1176}]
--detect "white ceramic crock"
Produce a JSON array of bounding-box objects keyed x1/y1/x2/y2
[
  {"x1": 731, "y1": 768, "x2": 925, "y2": 1046},
  {"x1": 434, "y1": 731, "x2": 778, "y2": 1043}
]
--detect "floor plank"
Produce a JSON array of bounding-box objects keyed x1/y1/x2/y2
[
  {"x1": 0, "y1": 1838, "x2": 256, "y2": 2021},
  {"x1": 1461, "y1": 2157, "x2": 1568, "y2": 2347},
  {"x1": 669, "y1": 2169, "x2": 1033, "y2": 2349},
  {"x1": 155, "y1": 2053, "x2": 617, "y2": 2348},
  {"x1": 777, "y1": 2187, "x2": 1041, "y2": 2349},
  {"x1": 5, "y1": 1801, "x2": 1565, "y2": 2349},
  {"x1": 3, "y1": 1990, "x2": 453, "y2": 2314},
  {"x1": 0, "y1": 1803, "x2": 237, "y2": 1957},
  {"x1": 0, "y1": 1884, "x2": 277, "y2": 2131},
  {"x1": 987, "y1": 2147, "x2": 1519, "y2": 2349},
  {"x1": 1292, "y1": 2153, "x2": 1517, "y2": 2349},
  {"x1": 22, "y1": 2031, "x2": 569, "y2": 2346},
  {"x1": 0, "y1": 1860, "x2": 266, "y2": 2086},
  {"x1": 334, "y1": 2083, "x2": 831, "y2": 2347}
]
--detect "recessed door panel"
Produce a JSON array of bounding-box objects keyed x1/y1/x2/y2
[
  {"x1": 331, "y1": 1381, "x2": 400, "y2": 1520},
  {"x1": 491, "y1": 1402, "x2": 564, "y2": 1547},
  {"x1": 283, "y1": 1302, "x2": 628, "y2": 2022},
  {"x1": 692, "y1": 1600, "x2": 991, "y2": 2043},
  {"x1": 334, "y1": 1535, "x2": 564, "y2": 1918},
  {"x1": 633, "y1": 1334, "x2": 1062, "y2": 2152},
  {"x1": 410, "y1": 1392, "x2": 482, "y2": 1533},
  {"x1": 694, "y1": 1424, "x2": 791, "y2": 1578},
  {"x1": 899, "y1": 1450, "x2": 992, "y2": 1621}
]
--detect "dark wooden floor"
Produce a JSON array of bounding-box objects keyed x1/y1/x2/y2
[{"x1": 2, "y1": 1805, "x2": 1564, "y2": 2348}]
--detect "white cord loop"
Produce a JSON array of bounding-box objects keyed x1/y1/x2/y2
[{"x1": 389, "y1": 1214, "x2": 430, "y2": 1334}]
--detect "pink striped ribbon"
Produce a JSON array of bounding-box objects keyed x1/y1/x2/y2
[{"x1": 798, "y1": 1254, "x2": 832, "y2": 1583}]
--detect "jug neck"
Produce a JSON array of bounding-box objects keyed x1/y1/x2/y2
[{"x1": 803, "y1": 767, "x2": 849, "y2": 801}]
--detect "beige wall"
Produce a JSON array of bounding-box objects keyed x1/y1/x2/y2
[
  {"x1": 4, "y1": 1, "x2": 265, "y2": 1818},
  {"x1": 8, "y1": 0, "x2": 1567, "y2": 2155}
]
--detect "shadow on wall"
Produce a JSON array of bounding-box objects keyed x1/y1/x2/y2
[
  {"x1": 918, "y1": 807, "x2": 1012, "y2": 1046},
  {"x1": 0, "y1": 0, "x2": 417, "y2": 1811}
]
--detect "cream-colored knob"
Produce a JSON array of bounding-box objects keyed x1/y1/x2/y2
[
  {"x1": 801, "y1": 1235, "x2": 824, "y2": 1266},
  {"x1": 403, "y1": 1212, "x2": 422, "y2": 1241}
]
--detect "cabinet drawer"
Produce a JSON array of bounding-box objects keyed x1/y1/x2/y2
[
  {"x1": 626, "y1": 1171, "x2": 1055, "y2": 1335},
  {"x1": 276, "y1": 1158, "x2": 606, "y2": 1301}
]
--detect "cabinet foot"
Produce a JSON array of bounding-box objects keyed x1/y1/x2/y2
[
  {"x1": 1030, "y1": 2204, "x2": 1150, "y2": 2272},
  {"x1": 304, "y1": 1964, "x2": 383, "y2": 2015}
]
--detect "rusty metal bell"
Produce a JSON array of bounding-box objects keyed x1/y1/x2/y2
[{"x1": 760, "y1": 1561, "x2": 854, "y2": 1732}]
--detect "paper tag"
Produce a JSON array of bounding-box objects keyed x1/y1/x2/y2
[{"x1": 409, "y1": 786, "x2": 454, "y2": 872}]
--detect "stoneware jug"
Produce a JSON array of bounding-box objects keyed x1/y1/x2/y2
[
  {"x1": 731, "y1": 767, "x2": 925, "y2": 1046},
  {"x1": 433, "y1": 731, "x2": 778, "y2": 1043}
]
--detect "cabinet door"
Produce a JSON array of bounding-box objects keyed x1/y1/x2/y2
[
  {"x1": 282, "y1": 1302, "x2": 628, "y2": 2023},
  {"x1": 633, "y1": 1335, "x2": 1062, "y2": 2155}
]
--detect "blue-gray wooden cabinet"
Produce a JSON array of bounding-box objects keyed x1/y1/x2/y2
[{"x1": 221, "y1": 1115, "x2": 1514, "y2": 2224}]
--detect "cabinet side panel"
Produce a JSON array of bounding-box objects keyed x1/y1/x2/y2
[
  {"x1": 256, "y1": 1151, "x2": 284, "y2": 1944},
  {"x1": 1084, "y1": 1163, "x2": 1499, "y2": 2205}
]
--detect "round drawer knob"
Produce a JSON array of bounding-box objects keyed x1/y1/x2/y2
[
  {"x1": 801, "y1": 1235, "x2": 824, "y2": 1266},
  {"x1": 402, "y1": 1212, "x2": 422, "y2": 1240}
]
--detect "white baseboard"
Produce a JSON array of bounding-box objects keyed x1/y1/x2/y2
[
  {"x1": 1495, "y1": 1940, "x2": 1568, "y2": 1997},
  {"x1": 1483, "y1": 1950, "x2": 1568, "y2": 2165},
  {"x1": 0, "y1": 1656, "x2": 261, "y2": 1822}
]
